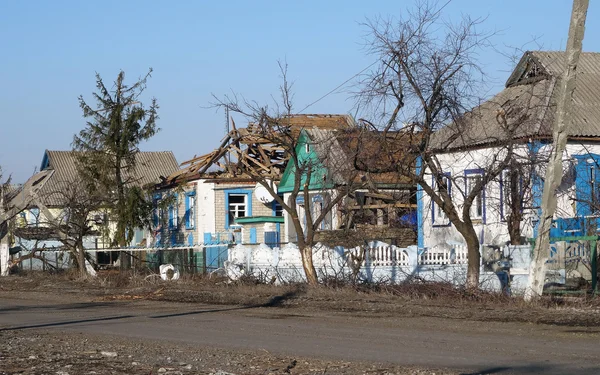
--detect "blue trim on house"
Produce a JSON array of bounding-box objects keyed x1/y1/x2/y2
[
  {"x1": 573, "y1": 153, "x2": 600, "y2": 218},
  {"x1": 187, "y1": 233, "x2": 194, "y2": 246},
  {"x1": 272, "y1": 194, "x2": 284, "y2": 216},
  {"x1": 185, "y1": 191, "x2": 196, "y2": 229},
  {"x1": 224, "y1": 189, "x2": 253, "y2": 229},
  {"x1": 416, "y1": 157, "x2": 424, "y2": 248},
  {"x1": 249, "y1": 228, "x2": 257, "y2": 244},
  {"x1": 168, "y1": 193, "x2": 178, "y2": 229},
  {"x1": 464, "y1": 168, "x2": 486, "y2": 224},
  {"x1": 152, "y1": 193, "x2": 162, "y2": 227},
  {"x1": 432, "y1": 172, "x2": 452, "y2": 227}
]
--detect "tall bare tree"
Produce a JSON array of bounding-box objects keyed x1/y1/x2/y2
[
  {"x1": 214, "y1": 65, "x2": 366, "y2": 285},
  {"x1": 356, "y1": 1, "x2": 532, "y2": 288}
]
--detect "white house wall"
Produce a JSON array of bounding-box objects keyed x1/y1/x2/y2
[
  {"x1": 196, "y1": 179, "x2": 216, "y2": 237},
  {"x1": 422, "y1": 142, "x2": 600, "y2": 248}
]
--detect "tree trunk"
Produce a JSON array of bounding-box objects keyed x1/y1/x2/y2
[
  {"x1": 77, "y1": 242, "x2": 87, "y2": 278},
  {"x1": 526, "y1": 0, "x2": 588, "y2": 301},
  {"x1": 508, "y1": 211, "x2": 523, "y2": 245},
  {"x1": 300, "y1": 246, "x2": 319, "y2": 285},
  {"x1": 115, "y1": 158, "x2": 131, "y2": 270},
  {"x1": 465, "y1": 233, "x2": 481, "y2": 289},
  {"x1": 457, "y1": 223, "x2": 481, "y2": 289}
]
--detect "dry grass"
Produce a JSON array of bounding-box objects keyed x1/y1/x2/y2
[{"x1": 3, "y1": 270, "x2": 600, "y2": 327}]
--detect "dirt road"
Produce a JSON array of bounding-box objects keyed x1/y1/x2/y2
[{"x1": 1, "y1": 293, "x2": 599, "y2": 374}]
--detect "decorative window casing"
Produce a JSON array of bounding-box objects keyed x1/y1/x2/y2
[
  {"x1": 168, "y1": 194, "x2": 178, "y2": 230},
  {"x1": 185, "y1": 192, "x2": 196, "y2": 229},
  {"x1": 225, "y1": 189, "x2": 253, "y2": 229},
  {"x1": 465, "y1": 169, "x2": 485, "y2": 223}
]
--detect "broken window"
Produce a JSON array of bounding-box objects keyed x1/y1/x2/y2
[{"x1": 228, "y1": 194, "x2": 247, "y2": 224}]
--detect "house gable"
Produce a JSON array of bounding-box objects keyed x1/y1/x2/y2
[{"x1": 278, "y1": 131, "x2": 331, "y2": 193}]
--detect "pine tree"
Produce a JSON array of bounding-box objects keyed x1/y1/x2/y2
[{"x1": 73, "y1": 69, "x2": 159, "y2": 268}]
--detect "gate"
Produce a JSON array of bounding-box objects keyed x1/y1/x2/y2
[{"x1": 548, "y1": 235, "x2": 598, "y2": 292}]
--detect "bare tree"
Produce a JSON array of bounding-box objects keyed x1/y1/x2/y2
[
  {"x1": 13, "y1": 177, "x2": 104, "y2": 277},
  {"x1": 355, "y1": 1, "x2": 538, "y2": 288},
  {"x1": 213, "y1": 64, "x2": 370, "y2": 285}
]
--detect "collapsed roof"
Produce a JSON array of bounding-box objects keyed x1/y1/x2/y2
[{"x1": 163, "y1": 114, "x2": 356, "y2": 185}]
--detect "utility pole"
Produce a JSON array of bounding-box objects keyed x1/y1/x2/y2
[{"x1": 525, "y1": 0, "x2": 589, "y2": 301}]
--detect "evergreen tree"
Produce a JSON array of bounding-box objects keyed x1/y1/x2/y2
[{"x1": 73, "y1": 69, "x2": 159, "y2": 267}]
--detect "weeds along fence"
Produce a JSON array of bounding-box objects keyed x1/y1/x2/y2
[
  {"x1": 13, "y1": 244, "x2": 231, "y2": 276},
  {"x1": 226, "y1": 242, "x2": 532, "y2": 293}
]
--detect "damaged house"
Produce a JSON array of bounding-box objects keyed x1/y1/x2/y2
[
  {"x1": 154, "y1": 115, "x2": 357, "y2": 253},
  {"x1": 278, "y1": 126, "x2": 418, "y2": 248}
]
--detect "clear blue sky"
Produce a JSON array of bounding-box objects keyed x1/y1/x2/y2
[{"x1": 1, "y1": 0, "x2": 599, "y2": 183}]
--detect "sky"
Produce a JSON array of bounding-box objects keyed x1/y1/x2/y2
[{"x1": 1, "y1": 0, "x2": 599, "y2": 183}]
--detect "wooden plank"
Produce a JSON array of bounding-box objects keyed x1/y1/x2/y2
[{"x1": 348, "y1": 202, "x2": 417, "y2": 209}]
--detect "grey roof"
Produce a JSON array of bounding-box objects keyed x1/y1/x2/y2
[
  {"x1": 16, "y1": 150, "x2": 178, "y2": 207},
  {"x1": 435, "y1": 51, "x2": 600, "y2": 150}
]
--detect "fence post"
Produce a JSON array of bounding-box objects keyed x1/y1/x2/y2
[{"x1": 592, "y1": 239, "x2": 597, "y2": 293}]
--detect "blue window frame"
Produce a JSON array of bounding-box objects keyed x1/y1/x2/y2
[
  {"x1": 152, "y1": 193, "x2": 162, "y2": 227},
  {"x1": 185, "y1": 191, "x2": 196, "y2": 229},
  {"x1": 432, "y1": 173, "x2": 451, "y2": 227},
  {"x1": 574, "y1": 154, "x2": 600, "y2": 217},
  {"x1": 272, "y1": 194, "x2": 284, "y2": 217},
  {"x1": 465, "y1": 169, "x2": 485, "y2": 223},
  {"x1": 224, "y1": 189, "x2": 252, "y2": 229},
  {"x1": 168, "y1": 194, "x2": 178, "y2": 229}
]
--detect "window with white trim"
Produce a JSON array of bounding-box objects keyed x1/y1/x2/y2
[
  {"x1": 185, "y1": 193, "x2": 196, "y2": 229},
  {"x1": 228, "y1": 194, "x2": 247, "y2": 224}
]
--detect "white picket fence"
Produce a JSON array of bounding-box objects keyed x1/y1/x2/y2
[
  {"x1": 346, "y1": 246, "x2": 410, "y2": 267},
  {"x1": 419, "y1": 245, "x2": 468, "y2": 265}
]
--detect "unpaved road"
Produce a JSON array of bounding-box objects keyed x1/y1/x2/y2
[{"x1": 1, "y1": 294, "x2": 599, "y2": 374}]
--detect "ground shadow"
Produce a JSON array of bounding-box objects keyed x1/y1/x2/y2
[
  {"x1": 461, "y1": 364, "x2": 600, "y2": 375},
  {"x1": 0, "y1": 314, "x2": 135, "y2": 331},
  {"x1": 149, "y1": 290, "x2": 299, "y2": 319}
]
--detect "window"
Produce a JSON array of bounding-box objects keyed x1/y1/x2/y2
[
  {"x1": 168, "y1": 194, "x2": 178, "y2": 229},
  {"x1": 185, "y1": 192, "x2": 196, "y2": 229},
  {"x1": 465, "y1": 170, "x2": 485, "y2": 222},
  {"x1": 228, "y1": 194, "x2": 247, "y2": 224},
  {"x1": 305, "y1": 142, "x2": 311, "y2": 153},
  {"x1": 590, "y1": 167, "x2": 600, "y2": 214},
  {"x1": 272, "y1": 195, "x2": 284, "y2": 217},
  {"x1": 573, "y1": 155, "x2": 600, "y2": 217},
  {"x1": 432, "y1": 174, "x2": 451, "y2": 226}
]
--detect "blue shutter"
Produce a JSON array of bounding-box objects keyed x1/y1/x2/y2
[{"x1": 249, "y1": 228, "x2": 257, "y2": 244}]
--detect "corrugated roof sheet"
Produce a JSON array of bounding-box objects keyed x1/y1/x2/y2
[
  {"x1": 435, "y1": 51, "x2": 600, "y2": 150},
  {"x1": 20, "y1": 151, "x2": 178, "y2": 207}
]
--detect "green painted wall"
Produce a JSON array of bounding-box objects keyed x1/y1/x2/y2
[{"x1": 278, "y1": 131, "x2": 332, "y2": 193}]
